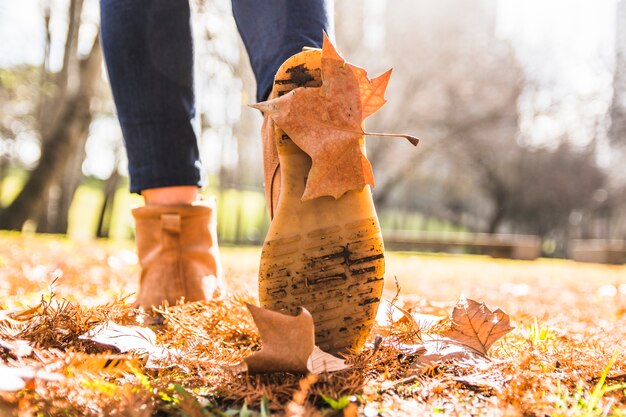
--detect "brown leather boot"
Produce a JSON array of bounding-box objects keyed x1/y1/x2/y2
[
  {"x1": 132, "y1": 199, "x2": 223, "y2": 309},
  {"x1": 258, "y1": 49, "x2": 385, "y2": 355}
]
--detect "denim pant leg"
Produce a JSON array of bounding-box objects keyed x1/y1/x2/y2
[
  {"x1": 232, "y1": 0, "x2": 333, "y2": 102},
  {"x1": 101, "y1": 0, "x2": 332, "y2": 193},
  {"x1": 100, "y1": 0, "x2": 201, "y2": 193}
]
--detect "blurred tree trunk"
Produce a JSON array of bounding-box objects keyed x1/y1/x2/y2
[
  {"x1": 487, "y1": 197, "x2": 506, "y2": 234},
  {"x1": 39, "y1": 0, "x2": 83, "y2": 139},
  {"x1": 37, "y1": 137, "x2": 87, "y2": 233},
  {"x1": 96, "y1": 168, "x2": 121, "y2": 238},
  {"x1": 0, "y1": 154, "x2": 8, "y2": 204},
  {"x1": 0, "y1": 34, "x2": 101, "y2": 231},
  {"x1": 36, "y1": 0, "x2": 89, "y2": 233}
]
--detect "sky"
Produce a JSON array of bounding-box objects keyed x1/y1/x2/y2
[
  {"x1": 495, "y1": 0, "x2": 617, "y2": 150},
  {"x1": 497, "y1": 0, "x2": 615, "y2": 95},
  {"x1": 0, "y1": 0, "x2": 617, "y2": 78}
]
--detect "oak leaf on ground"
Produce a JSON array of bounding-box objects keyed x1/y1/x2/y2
[{"x1": 252, "y1": 33, "x2": 418, "y2": 201}]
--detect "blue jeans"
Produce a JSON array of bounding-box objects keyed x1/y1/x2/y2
[{"x1": 100, "y1": 0, "x2": 332, "y2": 193}]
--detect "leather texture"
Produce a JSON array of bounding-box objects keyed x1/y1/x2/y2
[{"x1": 132, "y1": 199, "x2": 223, "y2": 308}]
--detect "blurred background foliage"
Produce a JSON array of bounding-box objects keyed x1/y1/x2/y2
[{"x1": 0, "y1": 0, "x2": 624, "y2": 258}]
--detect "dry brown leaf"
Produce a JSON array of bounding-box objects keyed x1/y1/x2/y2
[
  {"x1": 442, "y1": 297, "x2": 514, "y2": 356},
  {"x1": 252, "y1": 33, "x2": 418, "y2": 201},
  {"x1": 414, "y1": 298, "x2": 513, "y2": 368},
  {"x1": 240, "y1": 304, "x2": 348, "y2": 374},
  {"x1": 454, "y1": 374, "x2": 505, "y2": 393},
  {"x1": 243, "y1": 304, "x2": 314, "y2": 374}
]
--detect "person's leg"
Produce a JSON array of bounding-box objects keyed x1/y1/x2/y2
[
  {"x1": 142, "y1": 186, "x2": 198, "y2": 205},
  {"x1": 100, "y1": 0, "x2": 221, "y2": 308},
  {"x1": 100, "y1": 0, "x2": 201, "y2": 196},
  {"x1": 231, "y1": 0, "x2": 333, "y2": 102}
]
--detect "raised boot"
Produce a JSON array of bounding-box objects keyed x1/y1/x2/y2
[
  {"x1": 132, "y1": 199, "x2": 223, "y2": 309},
  {"x1": 258, "y1": 49, "x2": 385, "y2": 355}
]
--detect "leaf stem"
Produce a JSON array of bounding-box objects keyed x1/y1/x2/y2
[{"x1": 364, "y1": 132, "x2": 419, "y2": 146}]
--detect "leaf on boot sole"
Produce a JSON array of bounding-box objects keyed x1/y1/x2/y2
[{"x1": 251, "y1": 33, "x2": 418, "y2": 201}]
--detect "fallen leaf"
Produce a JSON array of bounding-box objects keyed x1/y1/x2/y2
[
  {"x1": 442, "y1": 297, "x2": 514, "y2": 356},
  {"x1": 398, "y1": 343, "x2": 427, "y2": 357},
  {"x1": 413, "y1": 298, "x2": 513, "y2": 368},
  {"x1": 0, "y1": 339, "x2": 32, "y2": 358},
  {"x1": 411, "y1": 313, "x2": 445, "y2": 332},
  {"x1": 453, "y1": 373, "x2": 504, "y2": 393},
  {"x1": 415, "y1": 339, "x2": 480, "y2": 368},
  {"x1": 63, "y1": 353, "x2": 145, "y2": 377},
  {"x1": 80, "y1": 321, "x2": 156, "y2": 351},
  {"x1": 238, "y1": 304, "x2": 349, "y2": 374},
  {"x1": 0, "y1": 365, "x2": 64, "y2": 392},
  {"x1": 0, "y1": 367, "x2": 26, "y2": 392},
  {"x1": 307, "y1": 346, "x2": 349, "y2": 373},
  {"x1": 242, "y1": 303, "x2": 314, "y2": 373},
  {"x1": 252, "y1": 33, "x2": 417, "y2": 201},
  {"x1": 343, "y1": 402, "x2": 358, "y2": 417},
  {"x1": 79, "y1": 321, "x2": 181, "y2": 369},
  {"x1": 374, "y1": 299, "x2": 413, "y2": 328},
  {"x1": 374, "y1": 300, "x2": 444, "y2": 339}
]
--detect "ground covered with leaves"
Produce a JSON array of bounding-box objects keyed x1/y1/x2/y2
[{"x1": 1, "y1": 232, "x2": 626, "y2": 416}]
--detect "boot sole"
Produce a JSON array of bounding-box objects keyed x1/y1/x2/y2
[{"x1": 259, "y1": 50, "x2": 385, "y2": 355}]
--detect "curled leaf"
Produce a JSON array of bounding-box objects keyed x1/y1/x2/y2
[
  {"x1": 237, "y1": 304, "x2": 349, "y2": 374},
  {"x1": 242, "y1": 304, "x2": 314, "y2": 374}
]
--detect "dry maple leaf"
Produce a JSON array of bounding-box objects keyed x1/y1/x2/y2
[
  {"x1": 252, "y1": 33, "x2": 418, "y2": 201},
  {"x1": 442, "y1": 297, "x2": 514, "y2": 356},
  {"x1": 240, "y1": 304, "x2": 348, "y2": 374},
  {"x1": 413, "y1": 298, "x2": 513, "y2": 368}
]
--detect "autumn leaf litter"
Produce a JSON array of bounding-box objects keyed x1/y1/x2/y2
[{"x1": 1, "y1": 238, "x2": 625, "y2": 416}]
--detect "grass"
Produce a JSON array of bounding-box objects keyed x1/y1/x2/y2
[{"x1": 1, "y1": 234, "x2": 626, "y2": 416}]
